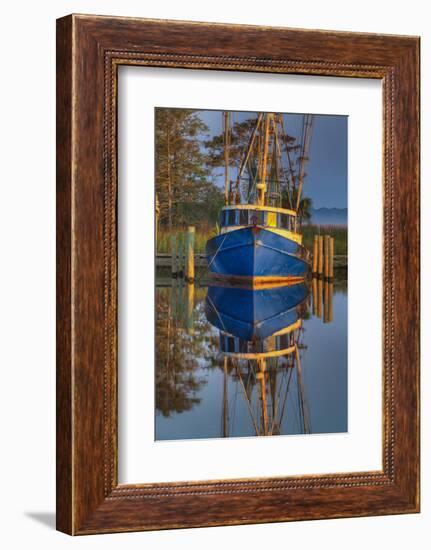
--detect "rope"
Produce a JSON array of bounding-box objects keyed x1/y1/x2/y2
[{"x1": 195, "y1": 231, "x2": 229, "y2": 285}]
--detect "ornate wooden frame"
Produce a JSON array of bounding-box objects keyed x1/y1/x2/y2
[{"x1": 56, "y1": 14, "x2": 420, "y2": 534}]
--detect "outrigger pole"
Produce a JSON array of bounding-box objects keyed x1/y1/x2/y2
[
  {"x1": 295, "y1": 114, "x2": 314, "y2": 212},
  {"x1": 227, "y1": 112, "x2": 313, "y2": 212}
]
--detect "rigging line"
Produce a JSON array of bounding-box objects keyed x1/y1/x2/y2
[
  {"x1": 205, "y1": 293, "x2": 227, "y2": 333},
  {"x1": 274, "y1": 120, "x2": 292, "y2": 209},
  {"x1": 194, "y1": 231, "x2": 229, "y2": 286},
  {"x1": 270, "y1": 362, "x2": 289, "y2": 433},
  {"x1": 277, "y1": 362, "x2": 295, "y2": 429},
  {"x1": 231, "y1": 372, "x2": 239, "y2": 433},
  {"x1": 296, "y1": 345, "x2": 312, "y2": 433},
  {"x1": 295, "y1": 344, "x2": 308, "y2": 434},
  {"x1": 245, "y1": 170, "x2": 258, "y2": 204},
  {"x1": 279, "y1": 116, "x2": 297, "y2": 196},
  {"x1": 234, "y1": 113, "x2": 264, "y2": 198},
  {"x1": 235, "y1": 361, "x2": 260, "y2": 436},
  {"x1": 289, "y1": 362, "x2": 302, "y2": 432}
]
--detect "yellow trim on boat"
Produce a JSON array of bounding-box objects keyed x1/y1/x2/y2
[
  {"x1": 271, "y1": 319, "x2": 302, "y2": 337},
  {"x1": 222, "y1": 204, "x2": 297, "y2": 217},
  {"x1": 222, "y1": 345, "x2": 296, "y2": 360},
  {"x1": 208, "y1": 273, "x2": 307, "y2": 289},
  {"x1": 220, "y1": 225, "x2": 303, "y2": 245}
]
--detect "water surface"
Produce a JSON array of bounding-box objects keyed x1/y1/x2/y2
[{"x1": 155, "y1": 277, "x2": 347, "y2": 440}]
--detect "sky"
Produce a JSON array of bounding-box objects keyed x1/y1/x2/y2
[{"x1": 198, "y1": 109, "x2": 348, "y2": 210}]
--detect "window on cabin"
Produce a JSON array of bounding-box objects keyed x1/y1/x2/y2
[
  {"x1": 227, "y1": 337, "x2": 236, "y2": 352},
  {"x1": 249, "y1": 210, "x2": 264, "y2": 225},
  {"x1": 227, "y1": 210, "x2": 236, "y2": 226},
  {"x1": 280, "y1": 213, "x2": 290, "y2": 229},
  {"x1": 238, "y1": 340, "x2": 248, "y2": 353},
  {"x1": 278, "y1": 334, "x2": 288, "y2": 350},
  {"x1": 239, "y1": 210, "x2": 248, "y2": 225}
]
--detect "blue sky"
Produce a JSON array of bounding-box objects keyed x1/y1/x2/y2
[{"x1": 198, "y1": 110, "x2": 347, "y2": 209}]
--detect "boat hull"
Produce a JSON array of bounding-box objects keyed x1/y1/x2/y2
[
  {"x1": 205, "y1": 283, "x2": 308, "y2": 341},
  {"x1": 206, "y1": 226, "x2": 309, "y2": 284}
]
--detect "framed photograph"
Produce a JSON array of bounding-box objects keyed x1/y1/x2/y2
[{"x1": 56, "y1": 14, "x2": 420, "y2": 534}]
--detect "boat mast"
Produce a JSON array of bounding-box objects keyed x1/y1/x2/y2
[
  {"x1": 295, "y1": 114, "x2": 314, "y2": 212},
  {"x1": 257, "y1": 358, "x2": 269, "y2": 435},
  {"x1": 228, "y1": 112, "x2": 312, "y2": 212},
  {"x1": 257, "y1": 114, "x2": 272, "y2": 206},
  {"x1": 233, "y1": 114, "x2": 263, "y2": 204}
]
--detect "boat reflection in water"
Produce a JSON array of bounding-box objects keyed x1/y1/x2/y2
[{"x1": 205, "y1": 282, "x2": 311, "y2": 437}]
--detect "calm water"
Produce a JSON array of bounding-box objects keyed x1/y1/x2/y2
[{"x1": 155, "y1": 277, "x2": 347, "y2": 440}]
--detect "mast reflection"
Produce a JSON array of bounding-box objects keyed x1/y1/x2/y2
[{"x1": 205, "y1": 282, "x2": 310, "y2": 437}]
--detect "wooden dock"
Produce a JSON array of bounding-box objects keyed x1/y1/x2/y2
[{"x1": 156, "y1": 252, "x2": 208, "y2": 267}]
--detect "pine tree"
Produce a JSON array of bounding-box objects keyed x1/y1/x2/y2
[{"x1": 155, "y1": 108, "x2": 223, "y2": 230}]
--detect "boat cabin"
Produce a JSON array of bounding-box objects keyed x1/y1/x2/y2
[{"x1": 219, "y1": 205, "x2": 299, "y2": 237}]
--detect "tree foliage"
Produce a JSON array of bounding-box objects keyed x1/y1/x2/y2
[
  {"x1": 155, "y1": 108, "x2": 224, "y2": 230},
  {"x1": 205, "y1": 115, "x2": 311, "y2": 216}
]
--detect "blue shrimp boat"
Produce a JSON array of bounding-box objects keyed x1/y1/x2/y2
[
  {"x1": 205, "y1": 282, "x2": 308, "y2": 342},
  {"x1": 206, "y1": 112, "x2": 313, "y2": 286},
  {"x1": 205, "y1": 282, "x2": 310, "y2": 436}
]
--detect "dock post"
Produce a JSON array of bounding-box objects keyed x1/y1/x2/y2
[
  {"x1": 186, "y1": 226, "x2": 195, "y2": 283},
  {"x1": 186, "y1": 281, "x2": 195, "y2": 335},
  {"x1": 170, "y1": 234, "x2": 177, "y2": 278},
  {"x1": 312, "y1": 276, "x2": 318, "y2": 316},
  {"x1": 312, "y1": 235, "x2": 318, "y2": 275},
  {"x1": 317, "y1": 277, "x2": 323, "y2": 319},
  {"x1": 324, "y1": 235, "x2": 330, "y2": 279},
  {"x1": 318, "y1": 235, "x2": 324, "y2": 277},
  {"x1": 329, "y1": 237, "x2": 334, "y2": 280},
  {"x1": 177, "y1": 232, "x2": 184, "y2": 278},
  {"x1": 323, "y1": 280, "x2": 329, "y2": 323},
  {"x1": 329, "y1": 281, "x2": 334, "y2": 322}
]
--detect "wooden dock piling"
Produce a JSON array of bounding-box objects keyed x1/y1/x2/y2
[
  {"x1": 312, "y1": 277, "x2": 318, "y2": 316},
  {"x1": 312, "y1": 235, "x2": 318, "y2": 274},
  {"x1": 318, "y1": 235, "x2": 324, "y2": 276},
  {"x1": 186, "y1": 282, "x2": 195, "y2": 335},
  {"x1": 170, "y1": 235, "x2": 177, "y2": 278},
  {"x1": 328, "y1": 281, "x2": 333, "y2": 322},
  {"x1": 323, "y1": 280, "x2": 329, "y2": 323},
  {"x1": 324, "y1": 235, "x2": 330, "y2": 279},
  {"x1": 312, "y1": 234, "x2": 335, "y2": 280},
  {"x1": 317, "y1": 278, "x2": 323, "y2": 319},
  {"x1": 185, "y1": 226, "x2": 195, "y2": 282},
  {"x1": 177, "y1": 233, "x2": 184, "y2": 278},
  {"x1": 329, "y1": 237, "x2": 334, "y2": 279}
]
